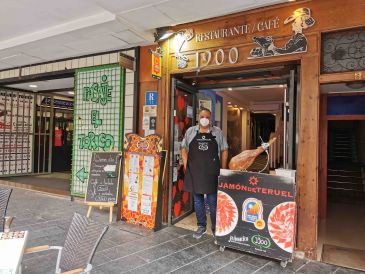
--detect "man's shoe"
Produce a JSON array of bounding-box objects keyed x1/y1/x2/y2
[{"x1": 193, "y1": 227, "x2": 206, "y2": 239}]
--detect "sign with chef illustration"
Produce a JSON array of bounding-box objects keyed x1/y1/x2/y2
[{"x1": 216, "y1": 170, "x2": 296, "y2": 262}]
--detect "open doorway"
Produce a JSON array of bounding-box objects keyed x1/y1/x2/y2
[
  {"x1": 319, "y1": 87, "x2": 365, "y2": 271},
  {"x1": 0, "y1": 78, "x2": 74, "y2": 195},
  {"x1": 170, "y1": 66, "x2": 299, "y2": 233}
]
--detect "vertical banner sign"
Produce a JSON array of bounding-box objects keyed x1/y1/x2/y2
[
  {"x1": 121, "y1": 133, "x2": 163, "y2": 229},
  {"x1": 216, "y1": 170, "x2": 296, "y2": 262},
  {"x1": 151, "y1": 52, "x2": 162, "y2": 79},
  {"x1": 0, "y1": 90, "x2": 34, "y2": 175},
  {"x1": 72, "y1": 64, "x2": 125, "y2": 197}
]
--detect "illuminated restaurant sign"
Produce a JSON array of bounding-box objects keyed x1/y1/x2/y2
[
  {"x1": 195, "y1": 17, "x2": 280, "y2": 42},
  {"x1": 173, "y1": 8, "x2": 315, "y2": 68}
]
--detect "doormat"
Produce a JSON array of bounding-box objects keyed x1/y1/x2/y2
[{"x1": 322, "y1": 244, "x2": 365, "y2": 271}]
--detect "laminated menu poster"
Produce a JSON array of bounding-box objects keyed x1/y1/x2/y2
[
  {"x1": 216, "y1": 170, "x2": 296, "y2": 262},
  {"x1": 121, "y1": 133, "x2": 165, "y2": 230}
]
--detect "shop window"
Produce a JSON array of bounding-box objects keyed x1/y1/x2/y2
[{"x1": 321, "y1": 28, "x2": 365, "y2": 73}]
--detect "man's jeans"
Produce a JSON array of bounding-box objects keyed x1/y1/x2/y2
[{"x1": 194, "y1": 193, "x2": 217, "y2": 231}]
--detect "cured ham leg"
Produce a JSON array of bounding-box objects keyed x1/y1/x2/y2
[{"x1": 229, "y1": 137, "x2": 276, "y2": 171}]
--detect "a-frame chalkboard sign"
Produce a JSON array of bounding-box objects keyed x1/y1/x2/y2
[{"x1": 85, "y1": 151, "x2": 122, "y2": 223}]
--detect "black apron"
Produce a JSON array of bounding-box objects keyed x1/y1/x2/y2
[{"x1": 184, "y1": 132, "x2": 220, "y2": 194}]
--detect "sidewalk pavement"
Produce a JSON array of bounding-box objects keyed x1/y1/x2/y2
[{"x1": 4, "y1": 187, "x2": 364, "y2": 274}]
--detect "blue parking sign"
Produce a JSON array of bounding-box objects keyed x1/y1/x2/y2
[{"x1": 145, "y1": 91, "x2": 158, "y2": 105}]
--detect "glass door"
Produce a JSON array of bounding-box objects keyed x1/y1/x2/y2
[
  {"x1": 284, "y1": 68, "x2": 299, "y2": 169},
  {"x1": 169, "y1": 80, "x2": 197, "y2": 225}
]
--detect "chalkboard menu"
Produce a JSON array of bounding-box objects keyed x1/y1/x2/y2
[
  {"x1": 85, "y1": 152, "x2": 121, "y2": 203},
  {"x1": 216, "y1": 170, "x2": 296, "y2": 263}
]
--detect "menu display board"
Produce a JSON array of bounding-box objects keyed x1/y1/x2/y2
[
  {"x1": 216, "y1": 170, "x2": 296, "y2": 263},
  {"x1": 85, "y1": 152, "x2": 121, "y2": 203},
  {"x1": 0, "y1": 91, "x2": 34, "y2": 175},
  {"x1": 121, "y1": 133, "x2": 164, "y2": 230}
]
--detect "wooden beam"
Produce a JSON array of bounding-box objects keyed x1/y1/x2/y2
[
  {"x1": 319, "y1": 94, "x2": 328, "y2": 219},
  {"x1": 296, "y1": 55, "x2": 319, "y2": 260},
  {"x1": 319, "y1": 71, "x2": 365, "y2": 84},
  {"x1": 327, "y1": 115, "x2": 365, "y2": 120}
]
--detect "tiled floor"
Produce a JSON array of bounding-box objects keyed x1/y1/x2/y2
[
  {"x1": 3, "y1": 186, "x2": 364, "y2": 274},
  {"x1": 318, "y1": 203, "x2": 365, "y2": 270},
  {"x1": 0, "y1": 173, "x2": 71, "y2": 195}
]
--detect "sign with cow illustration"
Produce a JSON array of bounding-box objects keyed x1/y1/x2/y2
[{"x1": 216, "y1": 170, "x2": 296, "y2": 264}]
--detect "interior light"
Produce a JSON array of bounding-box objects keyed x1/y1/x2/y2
[
  {"x1": 68, "y1": 91, "x2": 74, "y2": 95},
  {"x1": 234, "y1": 105, "x2": 238, "y2": 108},
  {"x1": 29, "y1": 84, "x2": 38, "y2": 88},
  {"x1": 227, "y1": 102, "x2": 232, "y2": 104},
  {"x1": 279, "y1": 85, "x2": 285, "y2": 88},
  {"x1": 240, "y1": 107, "x2": 243, "y2": 110},
  {"x1": 228, "y1": 87, "x2": 232, "y2": 91}
]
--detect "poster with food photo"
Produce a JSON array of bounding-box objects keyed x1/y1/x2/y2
[{"x1": 216, "y1": 170, "x2": 296, "y2": 262}]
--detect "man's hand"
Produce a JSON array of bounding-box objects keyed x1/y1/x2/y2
[
  {"x1": 181, "y1": 147, "x2": 188, "y2": 171},
  {"x1": 221, "y1": 150, "x2": 228, "y2": 169}
]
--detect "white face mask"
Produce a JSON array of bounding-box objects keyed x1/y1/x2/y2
[{"x1": 199, "y1": 117, "x2": 210, "y2": 127}]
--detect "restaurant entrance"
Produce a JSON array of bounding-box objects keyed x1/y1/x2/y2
[
  {"x1": 169, "y1": 65, "x2": 300, "y2": 233},
  {"x1": 319, "y1": 88, "x2": 365, "y2": 270}
]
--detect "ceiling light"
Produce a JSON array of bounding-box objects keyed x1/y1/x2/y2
[
  {"x1": 154, "y1": 29, "x2": 175, "y2": 42},
  {"x1": 227, "y1": 102, "x2": 232, "y2": 104},
  {"x1": 68, "y1": 91, "x2": 74, "y2": 95},
  {"x1": 29, "y1": 84, "x2": 37, "y2": 88},
  {"x1": 234, "y1": 105, "x2": 238, "y2": 108},
  {"x1": 228, "y1": 87, "x2": 232, "y2": 91},
  {"x1": 288, "y1": 0, "x2": 296, "y2": 2},
  {"x1": 240, "y1": 107, "x2": 243, "y2": 110}
]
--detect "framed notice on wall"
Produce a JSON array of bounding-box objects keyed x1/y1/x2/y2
[
  {"x1": 121, "y1": 133, "x2": 165, "y2": 230},
  {"x1": 72, "y1": 64, "x2": 125, "y2": 197}
]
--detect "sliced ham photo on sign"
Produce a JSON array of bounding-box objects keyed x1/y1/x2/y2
[
  {"x1": 216, "y1": 191, "x2": 238, "y2": 236},
  {"x1": 268, "y1": 202, "x2": 296, "y2": 253}
]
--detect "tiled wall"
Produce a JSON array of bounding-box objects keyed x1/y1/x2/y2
[{"x1": 0, "y1": 48, "x2": 137, "y2": 136}]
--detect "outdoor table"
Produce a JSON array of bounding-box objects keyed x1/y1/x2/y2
[{"x1": 0, "y1": 231, "x2": 28, "y2": 274}]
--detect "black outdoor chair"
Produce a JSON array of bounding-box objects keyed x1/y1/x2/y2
[
  {"x1": 0, "y1": 187, "x2": 13, "y2": 233},
  {"x1": 25, "y1": 213, "x2": 108, "y2": 274}
]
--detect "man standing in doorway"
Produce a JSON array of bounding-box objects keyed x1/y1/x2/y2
[{"x1": 181, "y1": 108, "x2": 228, "y2": 239}]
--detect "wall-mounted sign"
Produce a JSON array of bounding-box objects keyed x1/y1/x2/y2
[
  {"x1": 195, "y1": 17, "x2": 280, "y2": 43},
  {"x1": 72, "y1": 64, "x2": 124, "y2": 197},
  {"x1": 145, "y1": 91, "x2": 158, "y2": 106},
  {"x1": 249, "y1": 8, "x2": 315, "y2": 58},
  {"x1": 152, "y1": 53, "x2": 162, "y2": 79},
  {"x1": 41, "y1": 97, "x2": 73, "y2": 109},
  {"x1": 172, "y1": 7, "x2": 315, "y2": 69}
]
